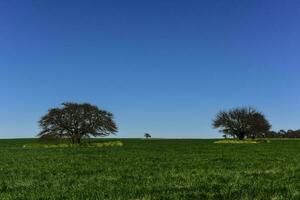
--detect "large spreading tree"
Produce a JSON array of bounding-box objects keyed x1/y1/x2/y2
[
  {"x1": 213, "y1": 107, "x2": 271, "y2": 140},
  {"x1": 38, "y1": 102, "x2": 118, "y2": 144}
]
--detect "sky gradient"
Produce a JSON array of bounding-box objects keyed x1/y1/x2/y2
[{"x1": 1, "y1": 0, "x2": 300, "y2": 138}]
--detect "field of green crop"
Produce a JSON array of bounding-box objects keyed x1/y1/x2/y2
[{"x1": 1, "y1": 139, "x2": 300, "y2": 200}]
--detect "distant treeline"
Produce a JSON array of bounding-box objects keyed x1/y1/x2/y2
[
  {"x1": 224, "y1": 130, "x2": 300, "y2": 139},
  {"x1": 264, "y1": 130, "x2": 300, "y2": 138}
]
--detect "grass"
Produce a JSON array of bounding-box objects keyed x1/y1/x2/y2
[
  {"x1": 23, "y1": 141, "x2": 123, "y2": 148},
  {"x1": 0, "y1": 139, "x2": 300, "y2": 199},
  {"x1": 214, "y1": 139, "x2": 270, "y2": 144}
]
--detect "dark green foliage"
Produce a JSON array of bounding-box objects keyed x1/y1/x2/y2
[
  {"x1": 38, "y1": 102, "x2": 117, "y2": 144},
  {"x1": 213, "y1": 107, "x2": 271, "y2": 140},
  {"x1": 0, "y1": 139, "x2": 300, "y2": 199}
]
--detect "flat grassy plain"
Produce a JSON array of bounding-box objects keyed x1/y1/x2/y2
[{"x1": 1, "y1": 139, "x2": 300, "y2": 200}]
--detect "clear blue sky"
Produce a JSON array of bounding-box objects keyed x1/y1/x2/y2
[{"x1": 1, "y1": 0, "x2": 300, "y2": 138}]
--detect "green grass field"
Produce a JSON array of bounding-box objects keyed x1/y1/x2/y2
[{"x1": 1, "y1": 139, "x2": 300, "y2": 200}]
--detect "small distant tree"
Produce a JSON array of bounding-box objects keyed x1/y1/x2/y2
[
  {"x1": 144, "y1": 133, "x2": 151, "y2": 139},
  {"x1": 38, "y1": 102, "x2": 118, "y2": 144},
  {"x1": 213, "y1": 107, "x2": 271, "y2": 140}
]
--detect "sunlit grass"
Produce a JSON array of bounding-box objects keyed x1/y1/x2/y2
[
  {"x1": 23, "y1": 141, "x2": 123, "y2": 148},
  {"x1": 214, "y1": 139, "x2": 270, "y2": 144}
]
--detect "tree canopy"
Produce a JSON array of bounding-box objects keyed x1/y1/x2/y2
[
  {"x1": 213, "y1": 107, "x2": 271, "y2": 140},
  {"x1": 38, "y1": 102, "x2": 117, "y2": 144}
]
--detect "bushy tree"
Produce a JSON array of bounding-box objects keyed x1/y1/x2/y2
[
  {"x1": 213, "y1": 107, "x2": 271, "y2": 140},
  {"x1": 38, "y1": 102, "x2": 117, "y2": 144}
]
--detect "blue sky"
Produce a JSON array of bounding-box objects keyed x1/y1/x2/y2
[{"x1": 0, "y1": 0, "x2": 300, "y2": 138}]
